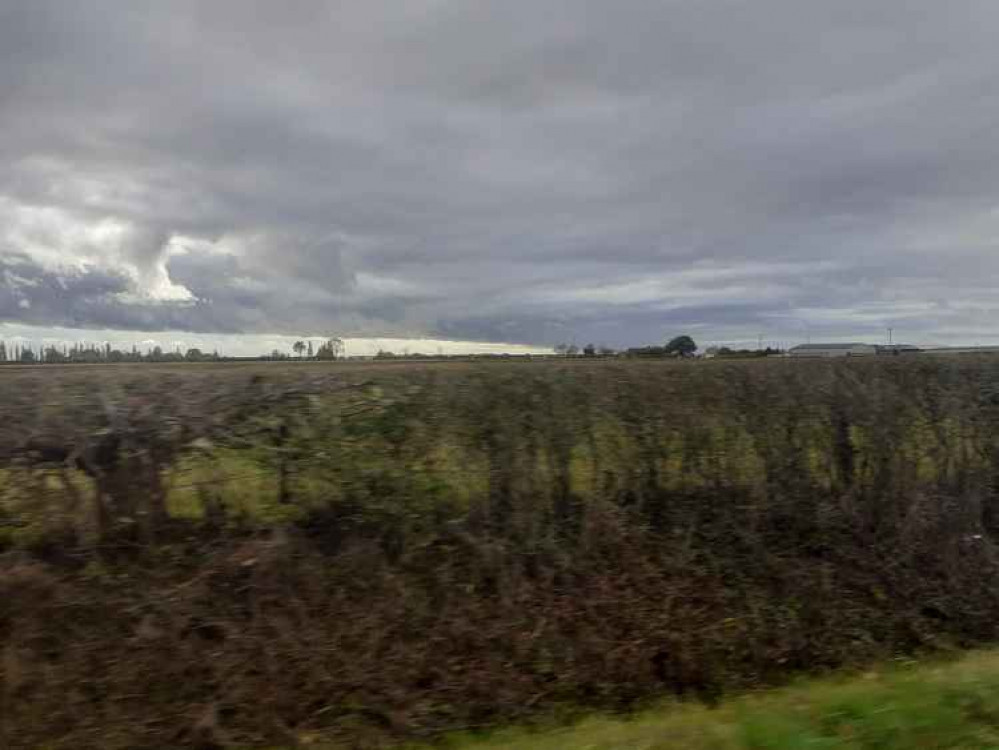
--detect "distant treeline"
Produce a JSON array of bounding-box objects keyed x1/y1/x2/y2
[
  {"x1": 0, "y1": 341, "x2": 222, "y2": 364},
  {"x1": 706, "y1": 346, "x2": 784, "y2": 359},
  {"x1": 0, "y1": 333, "x2": 783, "y2": 365},
  {"x1": 0, "y1": 339, "x2": 348, "y2": 364}
]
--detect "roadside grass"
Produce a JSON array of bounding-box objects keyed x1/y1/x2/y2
[{"x1": 396, "y1": 651, "x2": 999, "y2": 750}]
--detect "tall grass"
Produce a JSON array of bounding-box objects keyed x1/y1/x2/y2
[{"x1": 416, "y1": 650, "x2": 999, "y2": 750}]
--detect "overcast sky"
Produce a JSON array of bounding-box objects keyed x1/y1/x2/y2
[{"x1": 2, "y1": 0, "x2": 999, "y2": 352}]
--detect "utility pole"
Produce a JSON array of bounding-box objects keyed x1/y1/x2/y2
[{"x1": 888, "y1": 327, "x2": 893, "y2": 347}]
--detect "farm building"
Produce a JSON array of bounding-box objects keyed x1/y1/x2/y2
[{"x1": 790, "y1": 343, "x2": 878, "y2": 358}]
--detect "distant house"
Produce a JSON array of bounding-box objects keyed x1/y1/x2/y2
[{"x1": 789, "y1": 343, "x2": 878, "y2": 358}]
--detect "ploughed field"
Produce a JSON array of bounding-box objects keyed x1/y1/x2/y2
[{"x1": 4, "y1": 356, "x2": 999, "y2": 749}]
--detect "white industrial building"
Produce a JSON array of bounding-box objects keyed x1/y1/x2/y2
[{"x1": 789, "y1": 343, "x2": 878, "y2": 358}]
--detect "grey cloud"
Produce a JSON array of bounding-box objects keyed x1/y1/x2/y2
[
  {"x1": 1, "y1": 253, "x2": 151, "y2": 329},
  {"x1": 2, "y1": 0, "x2": 999, "y2": 347}
]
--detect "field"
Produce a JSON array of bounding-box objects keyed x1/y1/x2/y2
[{"x1": 4, "y1": 356, "x2": 999, "y2": 748}]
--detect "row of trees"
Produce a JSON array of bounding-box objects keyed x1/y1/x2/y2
[
  {"x1": 287, "y1": 338, "x2": 345, "y2": 360},
  {"x1": 0, "y1": 337, "x2": 348, "y2": 364},
  {"x1": 554, "y1": 337, "x2": 787, "y2": 360},
  {"x1": 0, "y1": 341, "x2": 222, "y2": 364},
  {"x1": 704, "y1": 345, "x2": 783, "y2": 359},
  {"x1": 555, "y1": 335, "x2": 700, "y2": 359},
  {"x1": 0, "y1": 333, "x2": 785, "y2": 365}
]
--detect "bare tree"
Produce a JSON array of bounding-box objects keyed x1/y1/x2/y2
[{"x1": 316, "y1": 337, "x2": 345, "y2": 360}]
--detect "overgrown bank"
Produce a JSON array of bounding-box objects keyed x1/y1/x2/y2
[
  {"x1": 409, "y1": 649, "x2": 999, "y2": 750},
  {"x1": 4, "y1": 358, "x2": 999, "y2": 748}
]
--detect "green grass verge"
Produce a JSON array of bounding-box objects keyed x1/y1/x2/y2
[{"x1": 397, "y1": 651, "x2": 999, "y2": 750}]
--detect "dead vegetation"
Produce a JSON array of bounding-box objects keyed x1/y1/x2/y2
[{"x1": 4, "y1": 357, "x2": 999, "y2": 748}]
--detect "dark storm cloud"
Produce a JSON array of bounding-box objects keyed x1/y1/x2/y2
[
  {"x1": 0, "y1": 252, "x2": 196, "y2": 330},
  {"x1": 3, "y1": 0, "x2": 999, "y2": 346}
]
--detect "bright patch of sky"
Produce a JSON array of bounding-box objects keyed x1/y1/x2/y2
[{"x1": 0, "y1": 323, "x2": 551, "y2": 357}]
